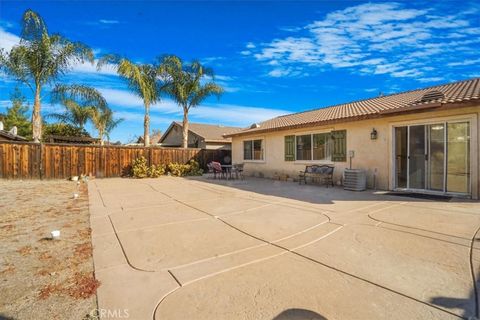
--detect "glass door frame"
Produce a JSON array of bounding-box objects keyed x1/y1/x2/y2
[{"x1": 391, "y1": 117, "x2": 474, "y2": 197}]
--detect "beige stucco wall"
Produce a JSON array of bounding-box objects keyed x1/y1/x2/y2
[
  {"x1": 231, "y1": 105, "x2": 480, "y2": 199},
  {"x1": 161, "y1": 124, "x2": 202, "y2": 147}
]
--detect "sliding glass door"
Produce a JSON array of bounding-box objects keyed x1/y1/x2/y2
[
  {"x1": 447, "y1": 122, "x2": 470, "y2": 193},
  {"x1": 428, "y1": 124, "x2": 445, "y2": 191},
  {"x1": 408, "y1": 125, "x2": 426, "y2": 189},
  {"x1": 394, "y1": 121, "x2": 470, "y2": 195}
]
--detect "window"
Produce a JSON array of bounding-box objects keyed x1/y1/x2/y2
[
  {"x1": 243, "y1": 139, "x2": 264, "y2": 160},
  {"x1": 313, "y1": 133, "x2": 330, "y2": 160},
  {"x1": 296, "y1": 135, "x2": 311, "y2": 160},
  {"x1": 243, "y1": 140, "x2": 252, "y2": 160},
  {"x1": 293, "y1": 133, "x2": 331, "y2": 161}
]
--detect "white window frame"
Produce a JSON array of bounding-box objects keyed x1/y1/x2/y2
[
  {"x1": 293, "y1": 131, "x2": 332, "y2": 163},
  {"x1": 243, "y1": 138, "x2": 265, "y2": 162}
]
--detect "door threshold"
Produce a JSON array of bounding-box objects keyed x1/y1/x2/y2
[{"x1": 386, "y1": 191, "x2": 452, "y2": 201}]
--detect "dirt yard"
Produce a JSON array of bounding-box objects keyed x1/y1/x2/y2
[{"x1": 0, "y1": 179, "x2": 98, "y2": 320}]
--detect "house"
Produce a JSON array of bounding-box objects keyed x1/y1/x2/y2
[
  {"x1": 225, "y1": 78, "x2": 480, "y2": 199},
  {"x1": 134, "y1": 130, "x2": 163, "y2": 146},
  {"x1": 159, "y1": 121, "x2": 242, "y2": 150},
  {"x1": 0, "y1": 123, "x2": 28, "y2": 142}
]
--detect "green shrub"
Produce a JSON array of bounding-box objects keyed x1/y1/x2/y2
[
  {"x1": 166, "y1": 162, "x2": 186, "y2": 177},
  {"x1": 131, "y1": 157, "x2": 166, "y2": 178},
  {"x1": 166, "y1": 160, "x2": 203, "y2": 177},
  {"x1": 148, "y1": 164, "x2": 165, "y2": 178},
  {"x1": 132, "y1": 157, "x2": 148, "y2": 178},
  {"x1": 187, "y1": 160, "x2": 203, "y2": 176}
]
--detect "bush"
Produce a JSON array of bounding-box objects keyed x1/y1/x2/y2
[
  {"x1": 131, "y1": 157, "x2": 166, "y2": 178},
  {"x1": 131, "y1": 157, "x2": 148, "y2": 178},
  {"x1": 166, "y1": 162, "x2": 187, "y2": 177},
  {"x1": 131, "y1": 158, "x2": 203, "y2": 178},
  {"x1": 166, "y1": 160, "x2": 203, "y2": 177},
  {"x1": 148, "y1": 164, "x2": 165, "y2": 178},
  {"x1": 187, "y1": 160, "x2": 203, "y2": 176}
]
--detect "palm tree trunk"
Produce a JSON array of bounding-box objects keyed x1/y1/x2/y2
[
  {"x1": 182, "y1": 107, "x2": 189, "y2": 149},
  {"x1": 144, "y1": 102, "x2": 150, "y2": 147},
  {"x1": 99, "y1": 129, "x2": 105, "y2": 146},
  {"x1": 32, "y1": 85, "x2": 42, "y2": 143}
]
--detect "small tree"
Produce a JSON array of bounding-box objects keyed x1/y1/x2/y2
[
  {"x1": 43, "y1": 123, "x2": 91, "y2": 138},
  {"x1": 49, "y1": 84, "x2": 106, "y2": 131},
  {"x1": 90, "y1": 107, "x2": 123, "y2": 145},
  {"x1": 0, "y1": 10, "x2": 94, "y2": 142},
  {"x1": 158, "y1": 55, "x2": 223, "y2": 148},
  {"x1": 1, "y1": 88, "x2": 32, "y2": 137}
]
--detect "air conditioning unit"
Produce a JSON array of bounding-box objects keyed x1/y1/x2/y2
[{"x1": 343, "y1": 169, "x2": 367, "y2": 191}]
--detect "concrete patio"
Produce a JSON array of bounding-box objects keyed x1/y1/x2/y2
[{"x1": 88, "y1": 176, "x2": 480, "y2": 320}]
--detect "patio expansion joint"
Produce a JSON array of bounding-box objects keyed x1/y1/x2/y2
[
  {"x1": 94, "y1": 181, "x2": 107, "y2": 208},
  {"x1": 367, "y1": 202, "x2": 475, "y2": 242},
  {"x1": 469, "y1": 224, "x2": 480, "y2": 318},
  {"x1": 401, "y1": 202, "x2": 480, "y2": 216},
  {"x1": 150, "y1": 184, "x2": 466, "y2": 319},
  {"x1": 106, "y1": 214, "x2": 156, "y2": 273}
]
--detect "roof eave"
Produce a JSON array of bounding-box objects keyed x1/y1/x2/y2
[{"x1": 225, "y1": 100, "x2": 478, "y2": 138}]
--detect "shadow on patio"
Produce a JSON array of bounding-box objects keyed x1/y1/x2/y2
[{"x1": 187, "y1": 176, "x2": 475, "y2": 207}]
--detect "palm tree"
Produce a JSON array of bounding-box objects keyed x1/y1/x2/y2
[
  {"x1": 47, "y1": 99, "x2": 93, "y2": 130},
  {"x1": 50, "y1": 84, "x2": 121, "y2": 144},
  {"x1": 158, "y1": 55, "x2": 224, "y2": 148},
  {"x1": 0, "y1": 10, "x2": 93, "y2": 142},
  {"x1": 91, "y1": 107, "x2": 123, "y2": 145},
  {"x1": 98, "y1": 55, "x2": 159, "y2": 146},
  {"x1": 49, "y1": 85, "x2": 106, "y2": 130}
]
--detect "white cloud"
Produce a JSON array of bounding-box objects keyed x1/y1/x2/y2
[
  {"x1": 96, "y1": 87, "x2": 288, "y2": 127},
  {"x1": 0, "y1": 27, "x2": 117, "y2": 77},
  {"x1": 0, "y1": 27, "x2": 20, "y2": 52},
  {"x1": 447, "y1": 59, "x2": 480, "y2": 67},
  {"x1": 417, "y1": 77, "x2": 444, "y2": 83},
  {"x1": 71, "y1": 60, "x2": 118, "y2": 76},
  {"x1": 99, "y1": 19, "x2": 120, "y2": 24},
  {"x1": 247, "y1": 2, "x2": 480, "y2": 80},
  {"x1": 188, "y1": 104, "x2": 289, "y2": 127}
]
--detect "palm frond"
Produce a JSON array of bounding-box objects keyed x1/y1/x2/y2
[
  {"x1": 21, "y1": 9, "x2": 48, "y2": 42},
  {"x1": 189, "y1": 82, "x2": 224, "y2": 108},
  {"x1": 51, "y1": 84, "x2": 107, "y2": 110}
]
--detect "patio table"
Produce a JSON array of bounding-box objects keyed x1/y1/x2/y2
[{"x1": 221, "y1": 165, "x2": 233, "y2": 179}]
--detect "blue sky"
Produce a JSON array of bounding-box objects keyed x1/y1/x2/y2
[{"x1": 0, "y1": 1, "x2": 479, "y2": 142}]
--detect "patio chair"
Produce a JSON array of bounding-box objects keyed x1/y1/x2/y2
[
  {"x1": 206, "y1": 163, "x2": 215, "y2": 179},
  {"x1": 210, "y1": 161, "x2": 223, "y2": 179},
  {"x1": 233, "y1": 163, "x2": 245, "y2": 180}
]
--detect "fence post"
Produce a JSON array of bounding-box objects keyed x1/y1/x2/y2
[{"x1": 39, "y1": 142, "x2": 44, "y2": 180}]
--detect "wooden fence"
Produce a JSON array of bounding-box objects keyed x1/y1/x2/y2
[{"x1": 0, "y1": 142, "x2": 229, "y2": 179}]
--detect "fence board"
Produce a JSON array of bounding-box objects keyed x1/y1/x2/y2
[{"x1": 0, "y1": 142, "x2": 229, "y2": 179}]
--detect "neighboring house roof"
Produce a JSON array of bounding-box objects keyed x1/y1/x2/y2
[
  {"x1": 225, "y1": 78, "x2": 480, "y2": 137},
  {"x1": 160, "y1": 122, "x2": 242, "y2": 143},
  {"x1": 136, "y1": 131, "x2": 163, "y2": 145},
  {"x1": 0, "y1": 129, "x2": 27, "y2": 141}
]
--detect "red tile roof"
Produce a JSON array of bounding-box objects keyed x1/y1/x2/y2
[{"x1": 226, "y1": 78, "x2": 480, "y2": 137}]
